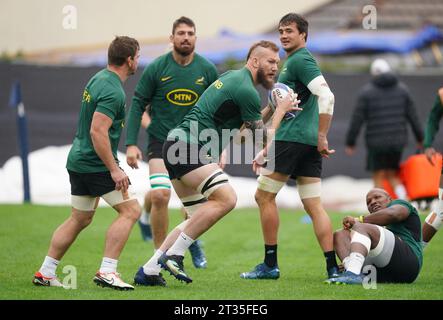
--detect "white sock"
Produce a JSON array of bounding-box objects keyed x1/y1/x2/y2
[
  {"x1": 346, "y1": 252, "x2": 365, "y2": 275},
  {"x1": 39, "y1": 256, "x2": 60, "y2": 278},
  {"x1": 139, "y1": 210, "x2": 150, "y2": 225},
  {"x1": 166, "y1": 232, "x2": 194, "y2": 257},
  {"x1": 99, "y1": 257, "x2": 118, "y2": 274},
  {"x1": 143, "y1": 249, "x2": 164, "y2": 275},
  {"x1": 435, "y1": 188, "x2": 443, "y2": 217},
  {"x1": 394, "y1": 184, "x2": 407, "y2": 200},
  {"x1": 342, "y1": 256, "x2": 351, "y2": 270}
]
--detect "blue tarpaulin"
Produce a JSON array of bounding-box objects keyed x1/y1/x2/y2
[
  {"x1": 307, "y1": 25, "x2": 443, "y2": 54},
  {"x1": 60, "y1": 25, "x2": 443, "y2": 66}
]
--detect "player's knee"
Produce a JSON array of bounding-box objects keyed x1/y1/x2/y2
[
  {"x1": 151, "y1": 189, "x2": 171, "y2": 207},
  {"x1": 302, "y1": 200, "x2": 323, "y2": 217},
  {"x1": 71, "y1": 212, "x2": 94, "y2": 229},
  {"x1": 119, "y1": 200, "x2": 142, "y2": 222},
  {"x1": 222, "y1": 191, "x2": 237, "y2": 212},
  {"x1": 351, "y1": 222, "x2": 366, "y2": 233},
  {"x1": 254, "y1": 189, "x2": 276, "y2": 206},
  {"x1": 333, "y1": 229, "x2": 349, "y2": 247},
  {"x1": 212, "y1": 188, "x2": 237, "y2": 213}
]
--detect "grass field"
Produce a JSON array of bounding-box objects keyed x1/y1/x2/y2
[{"x1": 0, "y1": 204, "x2": 442, "y2": 300}]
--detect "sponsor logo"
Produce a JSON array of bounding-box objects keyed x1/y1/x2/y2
[
  {"x1": 98, "y1": 275, "x2": 114, "y2": 285},
  {"x1": 161, "y1": 76, "x2": 172, "y2": 82},
  {"x1": 167, "y1": 89, "x2": 198, "y2": 106},
  {"x1": 166, "y1": 260, "x2": 180, "y2": 274}
]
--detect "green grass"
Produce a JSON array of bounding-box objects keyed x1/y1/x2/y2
[{"x1": 0, "y1": 204, "x2": 442, "y2": 300}]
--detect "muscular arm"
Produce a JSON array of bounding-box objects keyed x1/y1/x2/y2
[
  {"x1": 244, "y1": 119, "x2": 267, "y2": 149},
  {"x1": 141, "y1": 109, "x2": 151, "y2": 129},
  {"x1": 362, "y1": 205, "x2": 410, "y2": 226},
  {"x1": 261, "y1": 105, "x2": 273, "y2": 124},
  {"x1": 307, "y1": 75, "x2": 335, "y2": 157},
  {"x1": 91, "y1": 112, "x2": 129, "y2": 191},
  {"x1": 244, "y1": 103, "x2": 289, "y2": 148},
  {"x1": 90, "y1": 112, "x2": 119, "y2": 172}
]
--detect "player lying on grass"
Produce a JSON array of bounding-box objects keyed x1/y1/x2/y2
[{"x1": 327, "y1": 188, "x2": 423, "y2": 284}]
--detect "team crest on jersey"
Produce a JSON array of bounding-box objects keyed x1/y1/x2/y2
[
  {"x1": 195, "y1": 76, "x2": 205, "y2": 85},
  {"x1": 166, "y1": 89, "x2": 199, "y2": 106}
]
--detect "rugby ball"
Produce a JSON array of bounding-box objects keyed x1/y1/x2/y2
[{"x1": 268, "y1": 83, "x2": 298, "y2": 120}]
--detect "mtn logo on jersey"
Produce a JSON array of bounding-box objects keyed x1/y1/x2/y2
[
  {"x1": 195, "y1": 76, "x2": 205, "y2": 85},
  {"x1": 166, "y1": 89, "x2": 199, "y2": 106}
]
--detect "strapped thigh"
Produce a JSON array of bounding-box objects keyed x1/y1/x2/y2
[
  {"x1": 101, "y1": 189, "x2": 135, "y2": 207},
  {"x1": 71, "y1": 195, "x2": 99, "y2": 211},
  {"x1": 181, "y1": 194, "x2": 207, "y2": 217},
  {"x1": 196, "y1": 169, "x2": 229, "y2": 198},
  {"x1": 257, "y1": 175, "x2": 285, "y2": 194}
]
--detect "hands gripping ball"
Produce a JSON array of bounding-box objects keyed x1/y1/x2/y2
[{"x1": 268, "y1": 83, "x2": 299, "y2": 120}]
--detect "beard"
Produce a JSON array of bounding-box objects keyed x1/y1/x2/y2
[
  {"x1": 174, "y1": 42, "x2": 195, "y2": 57},
  {"x1": 257, "y1": 67, "x2": 275, "y2": 90}
]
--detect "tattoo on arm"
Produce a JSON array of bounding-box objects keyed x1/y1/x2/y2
[{"x1": 244, "y1": 120, "x2": 267, "y2": 148}]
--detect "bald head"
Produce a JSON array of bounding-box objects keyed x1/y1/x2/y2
[
  {"x1": 368, "y1": 188, "x2": 389, "y2": 197},
  {"x1": 366, "y1": 188, "x2": 392, "y2": 213}
]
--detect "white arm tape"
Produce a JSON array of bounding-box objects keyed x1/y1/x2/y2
[{"x1": 307, "y1": 75, "x2": 334, "y2": 115}]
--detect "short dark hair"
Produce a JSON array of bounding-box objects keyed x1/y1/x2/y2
[
  {"x1": 246, "y1": 40, "x2": 280, "y2": 60},
  {"x1": 279, "y1": 13, "x2": 309, "y2": 42},
  {"x1": 108, "y1": 36, "x2": 139, "y2": 66},
  {"x1": 172, "y1": 16, "x2": 196, "y2": 35}
]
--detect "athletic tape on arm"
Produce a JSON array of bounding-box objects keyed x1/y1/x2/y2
[{"x1": 307, "y1": 75, "x2": 334, "y2": 115}]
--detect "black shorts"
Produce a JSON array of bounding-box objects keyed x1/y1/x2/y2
[
  {"x1": 375, "y1": 236, "x2": 420, "y2": 283},
  {"x1": 265, "y1": 141, "x2": 322, "y2": 179},
  {"x1": 162, "y1": 139, "x2": 212, "y2": 180},
  {"x1": 367, "y1": 148, "x2": 402, "y2": 171},
  {"x1": 147, "y1": 134, "x2": 164, "y2": 161},
  {"x1": 68, "y1": 169, "x2": 130, "y2": 197}
]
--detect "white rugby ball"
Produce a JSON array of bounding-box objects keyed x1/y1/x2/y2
[{"x1": 268, "y1": 83, "x2": 298, "y2": 120}]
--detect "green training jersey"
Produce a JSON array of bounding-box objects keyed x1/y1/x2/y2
[
  {"x1": 387, "y1": 199, "x2": 423, "y2": 268},
  {"x1": 169, "y1": 67, "x2": 262, "y2": 156},
  {"x1": 67, "y1": 69, "x2": 126, "y2": 173},
  {"x1": 275, "y1": 47, "x2": 322, "y2": 146},
  {"x1": 125, "y1": 52, "x2": 218, "y2": 145},
  {"x1": 424, "y1": 91, "x2": 443, "y2": 148}
]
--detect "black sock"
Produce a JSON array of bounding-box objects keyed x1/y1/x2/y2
[
  {"x1": 264, "y1": 244, "x2": 278, "y2": 268},
  {"x1": 324, "y1": 251, "x2": 338, "y2": 270}
]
